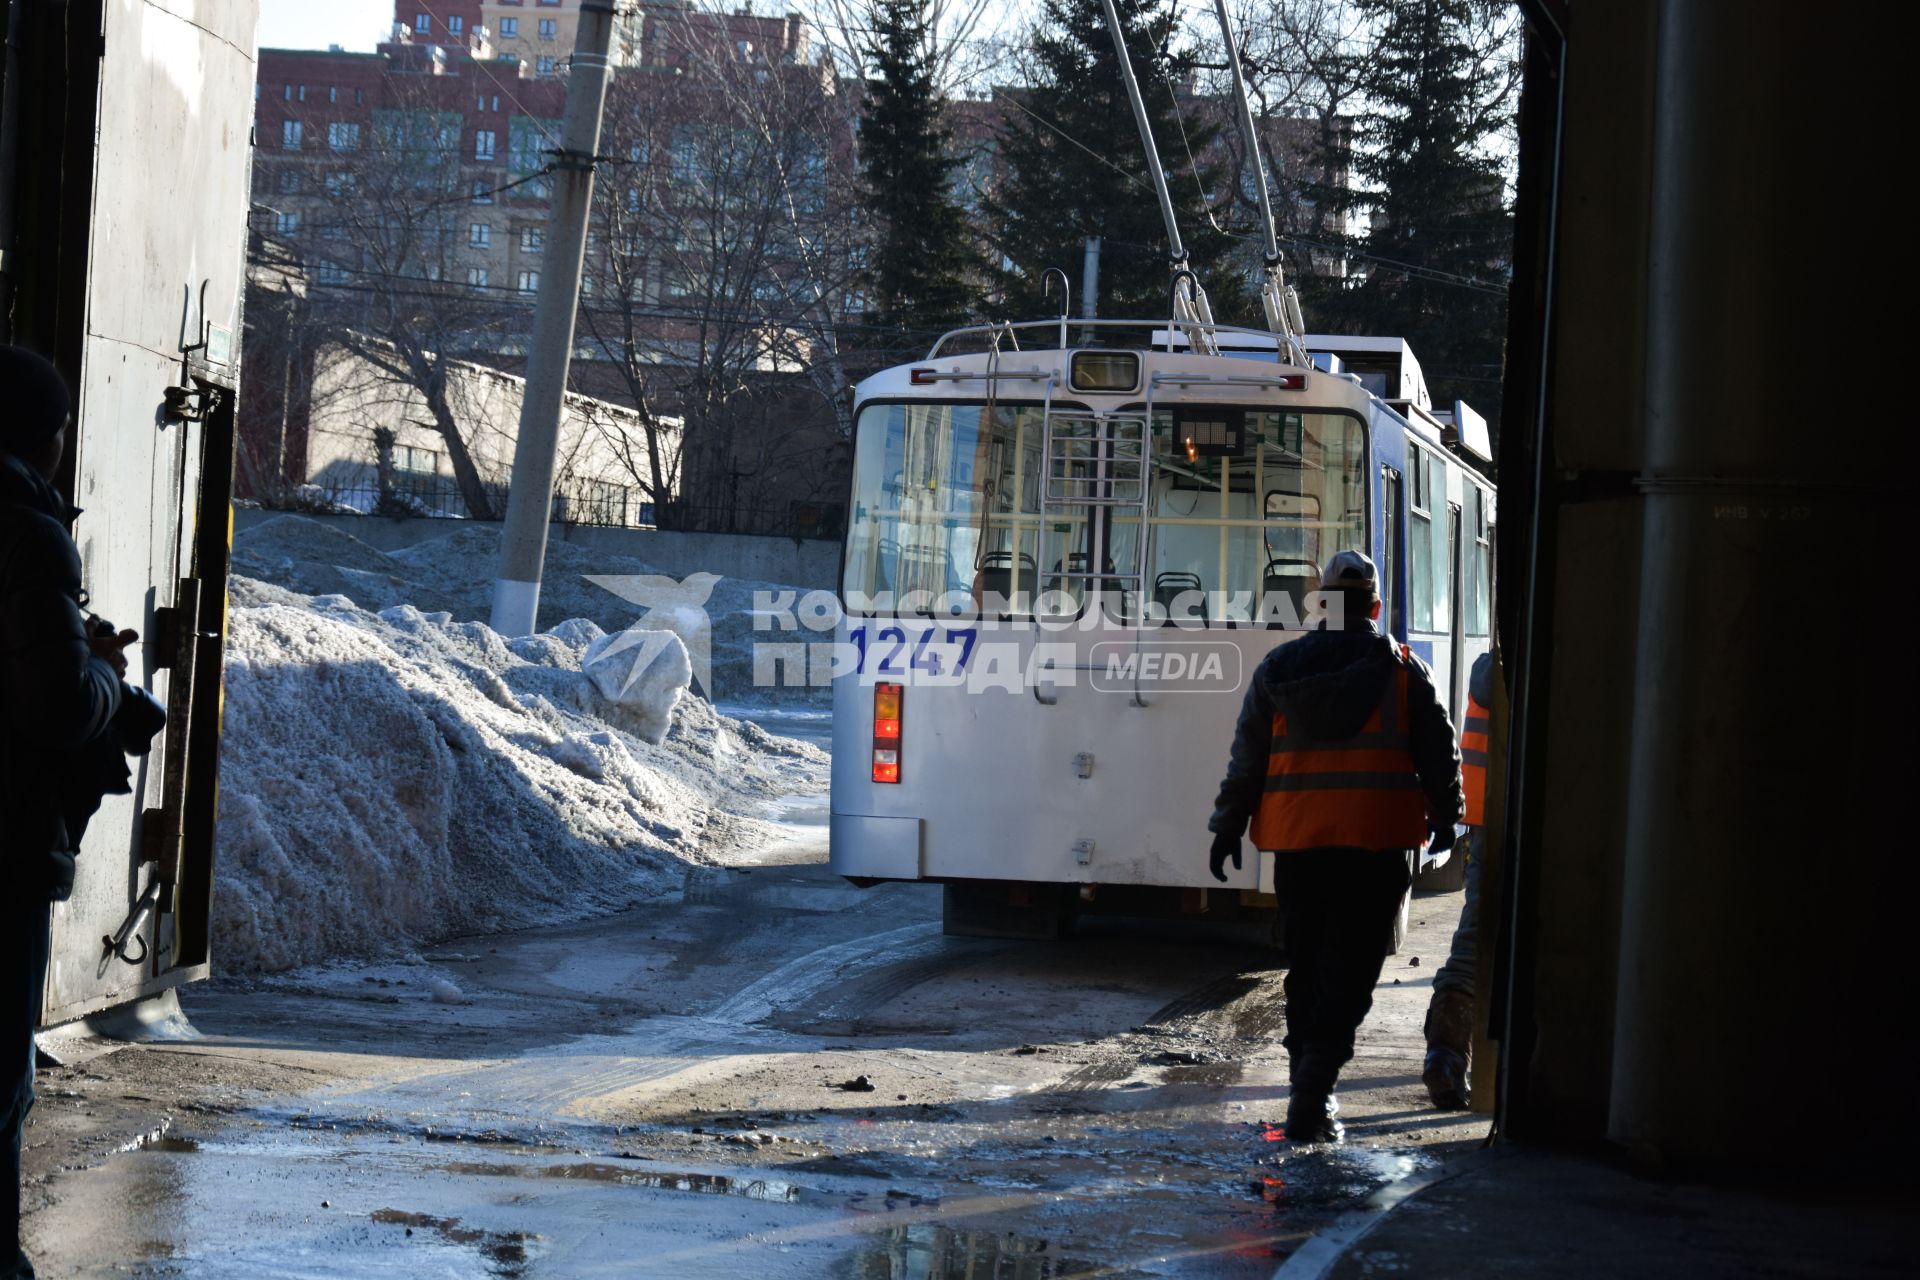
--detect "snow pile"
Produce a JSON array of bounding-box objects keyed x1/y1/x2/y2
[
  {"x1": 231, "y1": 516, "x2": 827, "y2": 706},
  {"x1": 214, "y1": 579, "x2": 826, "y2": 975},
  {"x1": 581, "y1": 625, "x2": 692, "y2": 744}
]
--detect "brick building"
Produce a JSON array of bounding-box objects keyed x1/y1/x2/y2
[
  {"x1": 252, "y1": 32, "x2": 568, "y2": 295},
  {"x1": 242, "y1": 3, "x2": 1350, "y2": 535},
  {"x1": 243, "y1": 2, "x2": 857, "y2": 533}
]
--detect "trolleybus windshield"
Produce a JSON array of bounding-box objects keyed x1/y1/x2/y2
[{"x1": 843, "y1": 401, "x2": 1368, "y2": 621}]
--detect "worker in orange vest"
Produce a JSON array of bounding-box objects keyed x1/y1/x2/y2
[
  {"x1": 1208, "y1": 550, "x2": 1463, "y2": 1143},
  {"x1": 1423, "y1": 651, "x2": 1494, "y2": 1110}
]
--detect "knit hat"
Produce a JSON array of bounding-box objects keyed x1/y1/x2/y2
[{"x1": 0, "y1": 345, "x2": 72, "y2": 457}]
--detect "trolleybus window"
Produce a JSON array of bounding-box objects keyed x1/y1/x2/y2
[
  {"x1": 843, "y1": 402, "x2": 1050, "y2": 612},
  {"x1": 1407, "y1": 446, "x2": 1451, "y2": 634},
  {"x1": 844, "y1": 402, "x2": 1366, "y2": 620},
  {"x1": 1466, "y1": 484, "x2": 1492, "y2": 637},
  {"x1": 1142, "y1": 409, "x2": 1366, "y2": 621}
]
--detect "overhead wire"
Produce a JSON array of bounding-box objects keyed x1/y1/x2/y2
[
  {"x1": 992, "y1": 92, "x2": 1151, "y2": 193},
  {"x1": 243, "y1": 249, "x2": 957, "y2": 343}
]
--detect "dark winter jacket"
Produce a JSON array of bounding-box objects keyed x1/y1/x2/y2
[
  {"x1": 1208, "y1": 623, "x2": 1464, "y2": 845},
  {"x1": 0, "y1": 451, "x2": 122, "y2": 899}
]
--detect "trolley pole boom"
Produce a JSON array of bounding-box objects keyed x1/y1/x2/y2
[
  {"x1": 1099, "y1": 0, "x2": 1184, "y2": 264},
  {"x1": 1096, "y1": 0, "x2": 1218, "y2": 354},
  {"x1": 1209, "y1": 0, "x2": 1309, "y2": 364}
]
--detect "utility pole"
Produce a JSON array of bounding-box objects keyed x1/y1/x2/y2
[
  {"x1": 1080, "y1": 236, "x2": 1101, "y2": 319},
  {"x1": 489, "y1": 0, "x2": 620, "y2": 636}
]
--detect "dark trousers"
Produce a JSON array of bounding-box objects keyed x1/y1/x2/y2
[
  {"x1": 1275, "y1": 848, "x2": 1413, "y2": 1093},
  {"x1": 3, "y1": 900, "x2": 51, "y2": 1278}
]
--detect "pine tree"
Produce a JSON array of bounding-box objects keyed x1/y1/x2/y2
[
  {"x1": 1323, "y1": 0, "x2": 1513, "y2": 426},
  {"x1": 989, "y1": 0, "x2": 1244, "y2": 320},
  {"x1": 859, "y1": 0, "x2": 981, "y2": 339}
]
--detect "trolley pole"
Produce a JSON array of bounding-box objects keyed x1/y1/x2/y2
[{"x1": 489, "y1": 0, "x2": 620, "y2": 637}]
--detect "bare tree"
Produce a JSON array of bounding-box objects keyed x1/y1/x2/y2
[
  {"x1": 294, "y1": 77, "x2": 538, "y2": 519},
  {"x1": 1230, "y1": 0, "x2": 1371, "y2": 248},
  {"x1": 797, "y1": 0, "x2": 1007, "y2": 96},
  {"x1": 579, "y1": 9, "x2": 865, "y2": 532},
  {"x1": 1225, "y1": 0, "x2": 1521, "y2": 254}
]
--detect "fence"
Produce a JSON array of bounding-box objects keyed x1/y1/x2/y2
[
  {"x1": 288, "y1": 474, "x2": 840, "y2": 539},
  {"x1": 656, "y1": 500, "x2": 845, "y2": 540}
]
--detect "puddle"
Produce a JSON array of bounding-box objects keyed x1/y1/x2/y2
[
  {"x1": 845, "y1": 1187, "x2": 941, "y2": 1211},
  {"x1": 844, "y1": 1222, "x2": 1100, "y2": 1279},
  {"x1": 436, "y1": 1157, "x2": 817, "y2": 1205},
  {"x1": 370, "y1": 1209, "x2": 539, "y2": 1275},
  {"x1": 1251, "y1": 1141, "x2": 1435, "y2": 1211},
  {"x1": 115, "y1": 1122, "x2": 197, "y2": 1155},
  {"x1": 142, "y1": 1135, "x2": 203, "y2": 1154}
]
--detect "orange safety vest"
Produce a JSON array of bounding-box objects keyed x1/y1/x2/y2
[
  {"x1": 1250, "y1": 644, "x2": 1429, "y2": 852},
  {"x1": 1460, "y1": 687, "x2": 1491, "y2": 828}
]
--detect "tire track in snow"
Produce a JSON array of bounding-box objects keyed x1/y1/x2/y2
[
  {"x1": 326, "y1": 922, "x2": 948, "y2": 1119},
  {"x1": 703, "y1": 922, "x2": 945, "y2": 1026}
]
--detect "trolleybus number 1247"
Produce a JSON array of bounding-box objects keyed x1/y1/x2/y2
[{"x1": 848, "y1": 624, "x2": 980, "y2": 678}]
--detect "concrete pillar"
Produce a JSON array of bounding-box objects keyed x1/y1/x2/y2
[{"x1": 1607, "y1": 0, "x2": 1902, "y2": 1171}]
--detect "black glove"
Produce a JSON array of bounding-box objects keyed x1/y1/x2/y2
[
  {"x1": 1209, "y1": 830, "x2": 1243, "y2": 882},
  {"x1": 1429, "y1": 822, "x2": 1456, "y2": 855}
]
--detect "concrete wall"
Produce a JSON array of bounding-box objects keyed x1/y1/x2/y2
[
  {"x1": 234, "y1": 509, "x2": 840, "y2": 589},
  {"x1": 305, "y1": 341, "x2": 670, "y2": 524}
]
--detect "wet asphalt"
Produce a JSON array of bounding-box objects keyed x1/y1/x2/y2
[{"x1": 24, "y1": 733, "x2": 1486, "y2": 1278}]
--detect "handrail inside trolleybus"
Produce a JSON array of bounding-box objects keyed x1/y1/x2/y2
[{"x1": 925, "y1": 316, "x2": 1298, "y2": 359}]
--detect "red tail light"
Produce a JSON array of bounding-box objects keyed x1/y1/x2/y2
[{"x1": 872, "y1": 682, "x2": 902, "y2": 783}]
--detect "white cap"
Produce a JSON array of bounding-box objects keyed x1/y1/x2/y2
[{"x1": 1320, "y1": 549, "x2": 1379, "y2": 592}]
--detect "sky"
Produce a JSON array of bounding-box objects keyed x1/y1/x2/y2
[{"x1": 255, "y1": 0, "x2": 395, "y2": 52}]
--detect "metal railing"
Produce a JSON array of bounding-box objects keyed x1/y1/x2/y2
[
  {"x1": 926, "y1": 315, "x2": 1300, "y2": 360},
  {"x1": 278, "y1": 476, "x2": 840, "y2": 538},
  {"x1": 297, "y1": 472, "x2": 650, "y2": 529}
]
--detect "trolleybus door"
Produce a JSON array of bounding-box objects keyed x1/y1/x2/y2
[
  {"x1": 1447, "y1": 503, "x2": 1465, "y2": 718},
  {"x1": 1380, "y1": 465, "x2": 1404, "y2": 639}
]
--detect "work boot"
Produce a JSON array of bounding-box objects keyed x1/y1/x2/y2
[
  {"x1": 1423, "y1": 987, "x2": 1474, "y2": 1110},
  {"x1": 1284, "y1": 1089, "x2": 1344, "y2": 1144}
]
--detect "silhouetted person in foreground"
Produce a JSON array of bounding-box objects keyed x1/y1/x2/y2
[
  {"x1": 1207, "y1": 550, "x2": 1462, "y2": 1143},
  {"x1": 0, "y1": 347, "x2": 140, "y2": 1280}
]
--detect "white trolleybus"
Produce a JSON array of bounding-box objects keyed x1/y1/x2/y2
[{"x1": 826, "y1": 0, "x2": 1495, "y2": 946}]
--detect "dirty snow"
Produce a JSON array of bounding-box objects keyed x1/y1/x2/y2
[{"x1": 215, "y1": 517, "x2": 828, "y2": 975}]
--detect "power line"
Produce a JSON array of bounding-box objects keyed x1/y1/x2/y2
[
  {"x1": 244, "y1": 251, "x2": 952, "y2": 342},
  {"x1": 1274, "y1": 235, "x2": 1508, "y2": 295},
  {"x1": 992, "y1": 92, "x2": 1150, "y2": 193}
]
